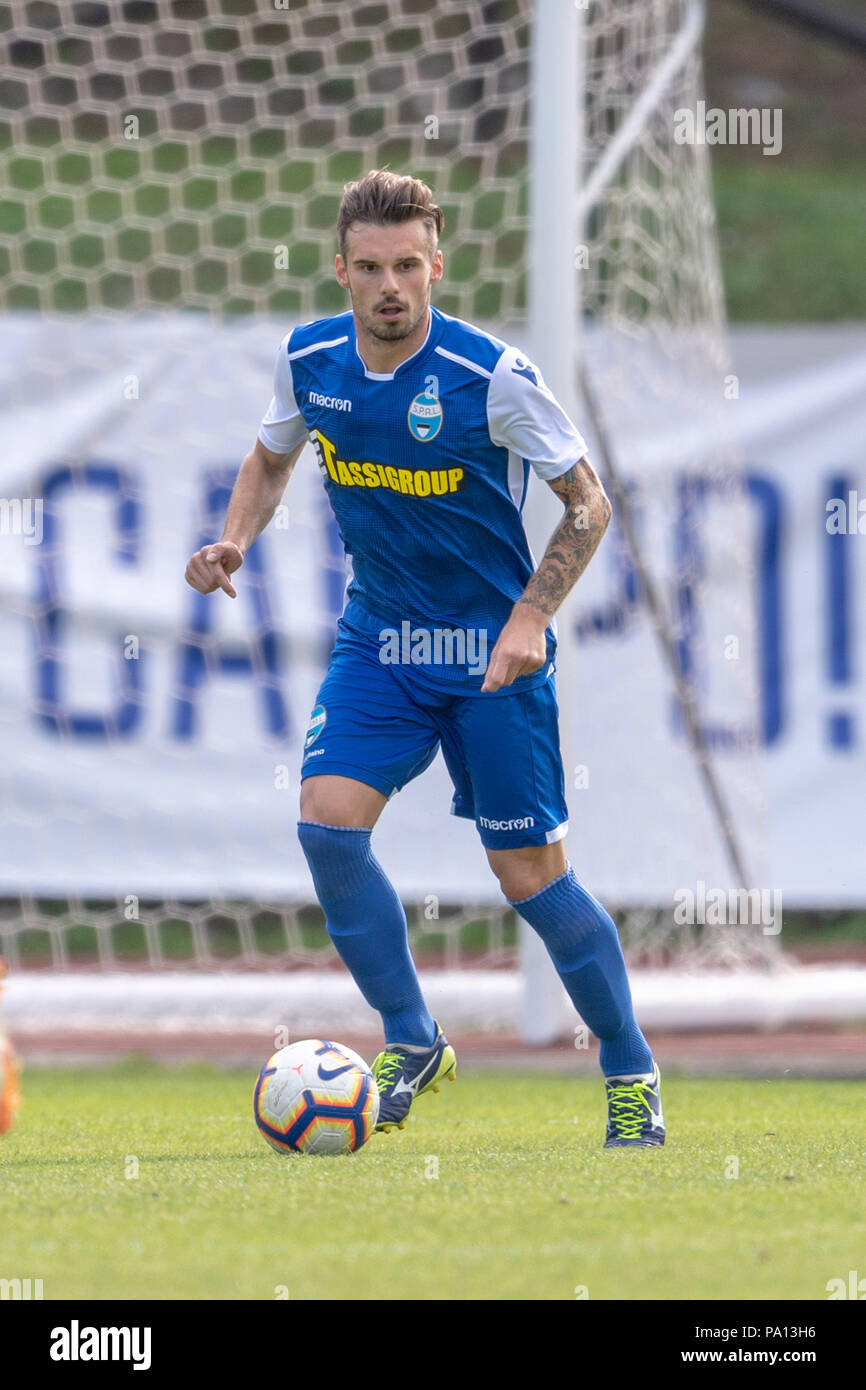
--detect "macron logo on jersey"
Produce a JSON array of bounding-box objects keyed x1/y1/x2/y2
[
  {"x1": 308, "y1": 391, "x2": 352, "y2": 412},
  {"x1": 511, "y1": 358, "x2": 538, "y2": 387}
]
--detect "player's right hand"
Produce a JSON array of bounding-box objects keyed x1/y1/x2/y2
[{"x1": 184, "y1": 541, "x2": 244, "y2": 598}]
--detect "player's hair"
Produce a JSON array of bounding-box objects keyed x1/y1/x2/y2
[{"x1": 338, "y1": 170, "x2": 444, "y2": 260}]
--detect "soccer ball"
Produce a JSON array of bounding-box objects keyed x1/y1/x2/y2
[{"x1": 253, "y1": 1039, "x2": 379, "y2": 1155}]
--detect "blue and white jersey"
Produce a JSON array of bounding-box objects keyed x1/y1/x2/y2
[{"x1": 258, "y1": 305, "x2": 588, "y2": 696}]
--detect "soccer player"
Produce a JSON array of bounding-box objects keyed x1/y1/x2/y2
[{"x1": 185, "y1": 171, "x2": 664, "y2": 1148}]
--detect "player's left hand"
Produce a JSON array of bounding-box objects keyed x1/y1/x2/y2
[{"x1": 481, "y1": 603, "x2": 549, "y2": 693}]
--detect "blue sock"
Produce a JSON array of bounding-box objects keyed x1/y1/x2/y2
[
  {"x1": 297, "y1": 821, "x2": 436, "y2": 1047},
  {"x1": 510, "y1": 864, "x2": 653, "y2": 1077}
]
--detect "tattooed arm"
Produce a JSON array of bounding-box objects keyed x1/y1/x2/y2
[
  {"x1": 481, "y1": 456, "x2": 611, "y2": 692},
  {"x1": 518, "y1": 455, "x2": 612, "y2": 619}
]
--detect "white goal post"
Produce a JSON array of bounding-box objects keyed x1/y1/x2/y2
[
  {"x1": 520, "y1": 0, "x2": 582, "y2": 1043},
  {"x1": 521, "y1": 0, "x2": 776, "y2": 1041}
]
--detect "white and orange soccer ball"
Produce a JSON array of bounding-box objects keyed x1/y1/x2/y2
[{"x1": 253, "y1": 1039, "x2": 379, "y2": 1156}]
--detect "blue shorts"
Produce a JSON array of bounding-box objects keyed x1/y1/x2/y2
[{"x1": 300, "y1": 614, "x2": 570, "y2": 850}]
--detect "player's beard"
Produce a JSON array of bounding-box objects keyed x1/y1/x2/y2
[{"x1": 353, "y1": 289, "x2": 430, "y2": 343}]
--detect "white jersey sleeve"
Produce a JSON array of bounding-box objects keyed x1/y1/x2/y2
[
  {"x1": 486, "y1": 344, "x2": 588, "y2": 481},
  {"x1": 258, "y1": 335, "x2": 308, "y2": 453}
]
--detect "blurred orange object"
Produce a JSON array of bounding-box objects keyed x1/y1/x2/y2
[{"x1": 0, "y1": 958, "x2": 19, "y2": 1134}]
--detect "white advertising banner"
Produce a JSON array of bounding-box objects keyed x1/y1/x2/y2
[{"x1": 0, "y1": 318, "x2": 863, "y2": 905}]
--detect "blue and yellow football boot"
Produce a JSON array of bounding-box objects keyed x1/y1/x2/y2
[
  {"x1": 372, "y1": 1021, "x2": 457, "y2": 1132},
  {"x1": 604, "y1": 1061, "x2": 665, "y2": 1148}
]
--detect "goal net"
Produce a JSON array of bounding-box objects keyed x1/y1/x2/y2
[{"x1": 0, "y1": 0, "x2": 791, "y2": 1051}]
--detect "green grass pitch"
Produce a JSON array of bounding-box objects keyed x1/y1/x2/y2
[{"x1": 1, "y1": 1061, "x2": 862, "y2": 1301}]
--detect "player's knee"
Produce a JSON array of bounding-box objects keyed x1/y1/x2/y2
[
  {"x1": 299, "y1": 774, "x2": 385, "y2": 827},
  {"x1": 488, "y1": 844, "x2": 567, "y2": 902},
  {"x1": 299, "y1": 777, "x2": 341, "y2": 824}
]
